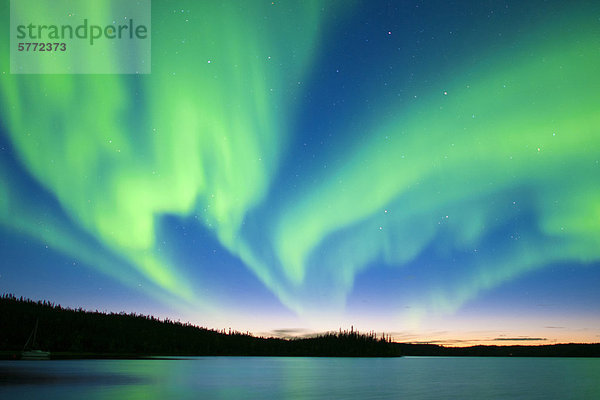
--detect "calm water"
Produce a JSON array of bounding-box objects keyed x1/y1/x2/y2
[{"x1": 1, "y1": 357, "x2": 599, "y2": 399}]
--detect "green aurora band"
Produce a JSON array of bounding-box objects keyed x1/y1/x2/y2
[
  {"x1": 1, "y1": 1, "x2": 331, "y2": 311},
  {"x1": 1, "y1": 2, "x2": 599, "y2": 323},
  {"x1": 272, "y1": 15, "x2": 600, "y2": 315}
]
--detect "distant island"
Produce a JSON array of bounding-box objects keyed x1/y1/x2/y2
[{"x1": 1, "y1": 294, "x2": 598, "y2": 359}]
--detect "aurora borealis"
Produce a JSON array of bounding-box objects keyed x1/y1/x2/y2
[{"x1": 1, "y1": 0, "x2": 599, "y2": 345}]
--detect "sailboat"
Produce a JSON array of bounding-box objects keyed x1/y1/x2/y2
[{"x1": 22, "y1": 318, "x2": 51, "y2": 360}]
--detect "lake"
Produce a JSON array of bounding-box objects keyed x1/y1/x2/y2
[{"x1": 1, "y1": 357, "x2": 599, "y2": 399}]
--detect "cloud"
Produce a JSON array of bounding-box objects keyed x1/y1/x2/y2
[
  {"x1": 403, "y1": 339, "x2": 476, "y2": 345},
  {"x1": 261, "y1": 328, "x2": 314, "y2": 338},
  {"x1": 401, "y1": 337, "x2": 549, "y2": 345}
]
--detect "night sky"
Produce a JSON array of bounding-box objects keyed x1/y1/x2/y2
[{"x1": 1, "y1": 0, "x2": 599, "y2": 346}]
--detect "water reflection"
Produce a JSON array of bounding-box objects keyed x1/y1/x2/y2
[{"x1": 0, "y1": 357, "x2": 599, "y2": 399}]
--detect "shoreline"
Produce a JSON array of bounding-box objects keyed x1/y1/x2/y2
[{"x1": 3, "y1": 346, "x2": 600, "y2": 361}]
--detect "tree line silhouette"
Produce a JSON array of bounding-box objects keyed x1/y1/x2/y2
[
  {"x1": 1, "y1": 294, "x2": 598, "y2": 358},
  {"x1": 396, "y1": 343, "x2": 600, "y2": 357},
  {"x1": 0, "y1": 294, "x2": 400, "y2": 358}
]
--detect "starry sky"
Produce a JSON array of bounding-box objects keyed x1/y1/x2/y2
[{"x1": 1, "y1": 0, "x2": 599, "y2": 346}]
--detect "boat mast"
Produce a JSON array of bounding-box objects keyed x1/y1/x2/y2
[{"x1": 23, "y1": 318, "x2": 39, "y2": 350}]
